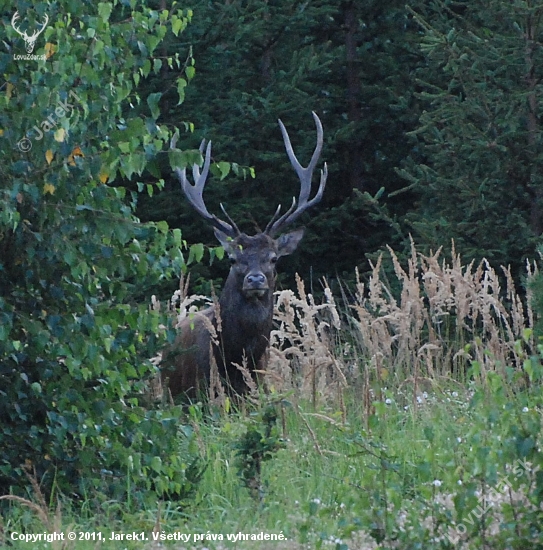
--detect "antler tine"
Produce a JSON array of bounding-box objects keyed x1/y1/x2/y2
[
  {"x1": 266, "y1": 112, "x2": 328, "y2": 237},
  {"x1": 263, "y1": 204, "x2": 283, "y2": 234},
  {"x1": 29, "y1": 14, "x2": 49, "y2": 40},
  {"x1": 219, "y1": 203, "x2": 241, "y2": 235},
  {"x1": 11, "y1": 12, "x2": 23, "y2": 34},
  {"x1": 190, "y1": 138, "x2": 211, "y2": 190},
  {"x1": 171, "y1": 135, "x2": 239, "y2": 238}
]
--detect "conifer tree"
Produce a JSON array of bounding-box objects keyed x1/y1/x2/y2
[
  {"x1": 400, "y1": 1, "x2": 543, "y2": 275},
  {"x1": 140, "y1": 0, "x2": 418, "y2": 283}
]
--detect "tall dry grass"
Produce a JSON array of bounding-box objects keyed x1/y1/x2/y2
[
  {"x1": 348, "y1": 239, "x2": 537, "y2": 386},
  {"x1": 267, "y1": 274, "x2": 344, "y2": 407},
  {"x1": 161, "y1": 240, "x2": 538, "y2": 405},
  {"x1": 0, "y1": 465, "x2": 71, "y2": 550}
]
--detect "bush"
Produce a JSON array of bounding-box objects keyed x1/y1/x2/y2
[{"x1": 0, "y1": 1, "x2": 199, "y2": 497}]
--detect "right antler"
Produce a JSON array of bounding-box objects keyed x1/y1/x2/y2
[
  {"x1": 265, "y1": 111, "x2": 328, "y2": 237},
  {"x1": 171, "y1": 134, "x2": 240, "y2": 238}
]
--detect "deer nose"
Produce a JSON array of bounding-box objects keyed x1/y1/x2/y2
[{"x1": 245, "y1": 272, "x2": 267, "y2": 288}]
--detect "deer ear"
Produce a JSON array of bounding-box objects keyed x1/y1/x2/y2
[
  {"x1": 276, "y1": 228, "x2": 305, "y2": 257},
  {"x1": 214, "y1": 228, "x2": 235, "y2": 253}
]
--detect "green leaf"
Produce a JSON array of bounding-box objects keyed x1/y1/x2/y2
[
  {"x1": 187, "y1": 243, "x2": 204, "y2": 264},
  {"x1": 185, "y1": 66, "x2": 196, "y2": 80},
  {"x1": 150, "y1": 456, "x2": 163, "y2": 473},
  {"x1": 176, "y1": 77, "x2": 187, "y2": 105},
  {"x1": 214, "y1": 246, "x2": 225, "y2": 261},
  {"x1": 215, "y1": 161, "x2": 230, "y2": 180},
  {"x1": 516, "y1": 436, "x2": 535, "y2": 458},
  {"x1": 156, "y1": 220, "x2": 169, "y2": 233},
  {"x1": 172, "y1": 16, "x2": 184, "y2": 37},
  {"x1": 147, "y1": 92, "x2": 162, "y2": 120},
  {"x1": 104, "y1": 337, "x2": 113, "y2": 353},
  {"x1": 98, "y1": 2, "x2": 113, "y2": 21},
  {"x1": 172, "y1": 228, "x2": 182, "y2": 248},
  {"x1": 141, "y1": 59, "x2": 151, "y2": 78}
]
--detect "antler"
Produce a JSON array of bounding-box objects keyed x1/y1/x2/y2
[
  {"x1": 11, "y1": 12, "x2": 25, "y2": 36},
  {"x1": 265, "y1": 111, "x2": 327, "y2": 237},
  {"x1": 11, "y1": 12, "x2": 49, "y2": 53},
  {"x1": 11, "y1": 12, "x2": 49, "y2": 38},
  {"x1": 30, "y1": 14, "x2": 49, "y2": 40},
  {"x1": 171, "y1": 134, "x2": 240, "y2": 238}
]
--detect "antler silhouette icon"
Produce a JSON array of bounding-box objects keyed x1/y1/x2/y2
[{"x1": 11, "y1": 11, "x2": 49, "y2": 54}]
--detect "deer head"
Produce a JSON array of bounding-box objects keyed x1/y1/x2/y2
[
  {"x1": 11, "y1": 11, "x2": 49, "y2": 54},
  {"x1": 171, "y1": 112, "x2": 327, "y2": 284}
]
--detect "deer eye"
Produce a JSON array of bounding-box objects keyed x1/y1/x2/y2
[
  {"x1": 270, "y1": 255, "x2": 278, "y2": 264},
  {"x1": 229, "y1": 256, "x2": 237, "y2": 265}
]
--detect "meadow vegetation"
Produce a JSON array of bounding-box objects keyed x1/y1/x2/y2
[
  {"x1": 2, "y1": 243, "x2": 542, "y2": 550},
  {"x1": 3, "y1": 3, "x2": 543, "y2": 548}
]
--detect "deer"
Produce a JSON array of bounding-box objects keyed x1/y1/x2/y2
[
  {"x1": 11, "y1": 11, "x2": 49, "y2": 54},
  {"x1": 162, "y1": 112, "x2": 327, "y2": 398}
]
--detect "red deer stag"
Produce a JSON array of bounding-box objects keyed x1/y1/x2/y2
[{"x1": 162, "y1": 112, "x2": 327, "y2": 398}]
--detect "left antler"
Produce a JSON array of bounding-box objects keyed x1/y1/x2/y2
[{"x1": 265, "y1": 111, "x2": 328, "y2": 237}]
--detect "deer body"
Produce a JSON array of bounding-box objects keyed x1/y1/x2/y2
[{"x1": 162, "y1": 113, "x2": 327, "y2": 397}]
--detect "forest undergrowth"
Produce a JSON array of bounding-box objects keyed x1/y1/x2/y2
[{"x1": 2, "y1": 242, "x2": 542, "y2": 550}]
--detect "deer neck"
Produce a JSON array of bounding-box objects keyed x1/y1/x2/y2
[{"x1": 219, "y1": 274, "x2": 274, "y2": 332}]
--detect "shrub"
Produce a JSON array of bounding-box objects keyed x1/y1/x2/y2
[{"x1": 0, "y1": 1, "x2": 200, "y2": 498}]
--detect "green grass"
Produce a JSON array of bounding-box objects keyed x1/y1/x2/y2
[
  {"x1": 4, "y1": 234, "x2": 541, "y2": 549},
  {"x1": 2, "y1": 366, "x2": 542, "y2": 550}
]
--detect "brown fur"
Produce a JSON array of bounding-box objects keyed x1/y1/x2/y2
[
  {"x1": 162, "y1": 230, "x2": 304, "y2": 398},
  {"x1": 163, "y1": 113, "x2": 327, "y2": 398}
]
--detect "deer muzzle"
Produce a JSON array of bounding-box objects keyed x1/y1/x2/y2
[{"x1": 243, "y1": 272, "x2": 269, "y2": 298}]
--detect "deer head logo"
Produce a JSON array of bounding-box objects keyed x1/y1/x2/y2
[{"x1": 11, "y1": 11, "x2": 49, "y2": 54}]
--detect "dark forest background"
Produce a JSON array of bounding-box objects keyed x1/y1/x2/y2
[{"x1": 138, "y1": 0, "x2": 543, "y2": 296}]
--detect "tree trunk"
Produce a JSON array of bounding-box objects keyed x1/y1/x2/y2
[
  {"x1": 525, "y1": 12, "x2": 543, "y2": 236},
  {"x1": 344, "y1": 2, "x2": 364, "y2": 193}
]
